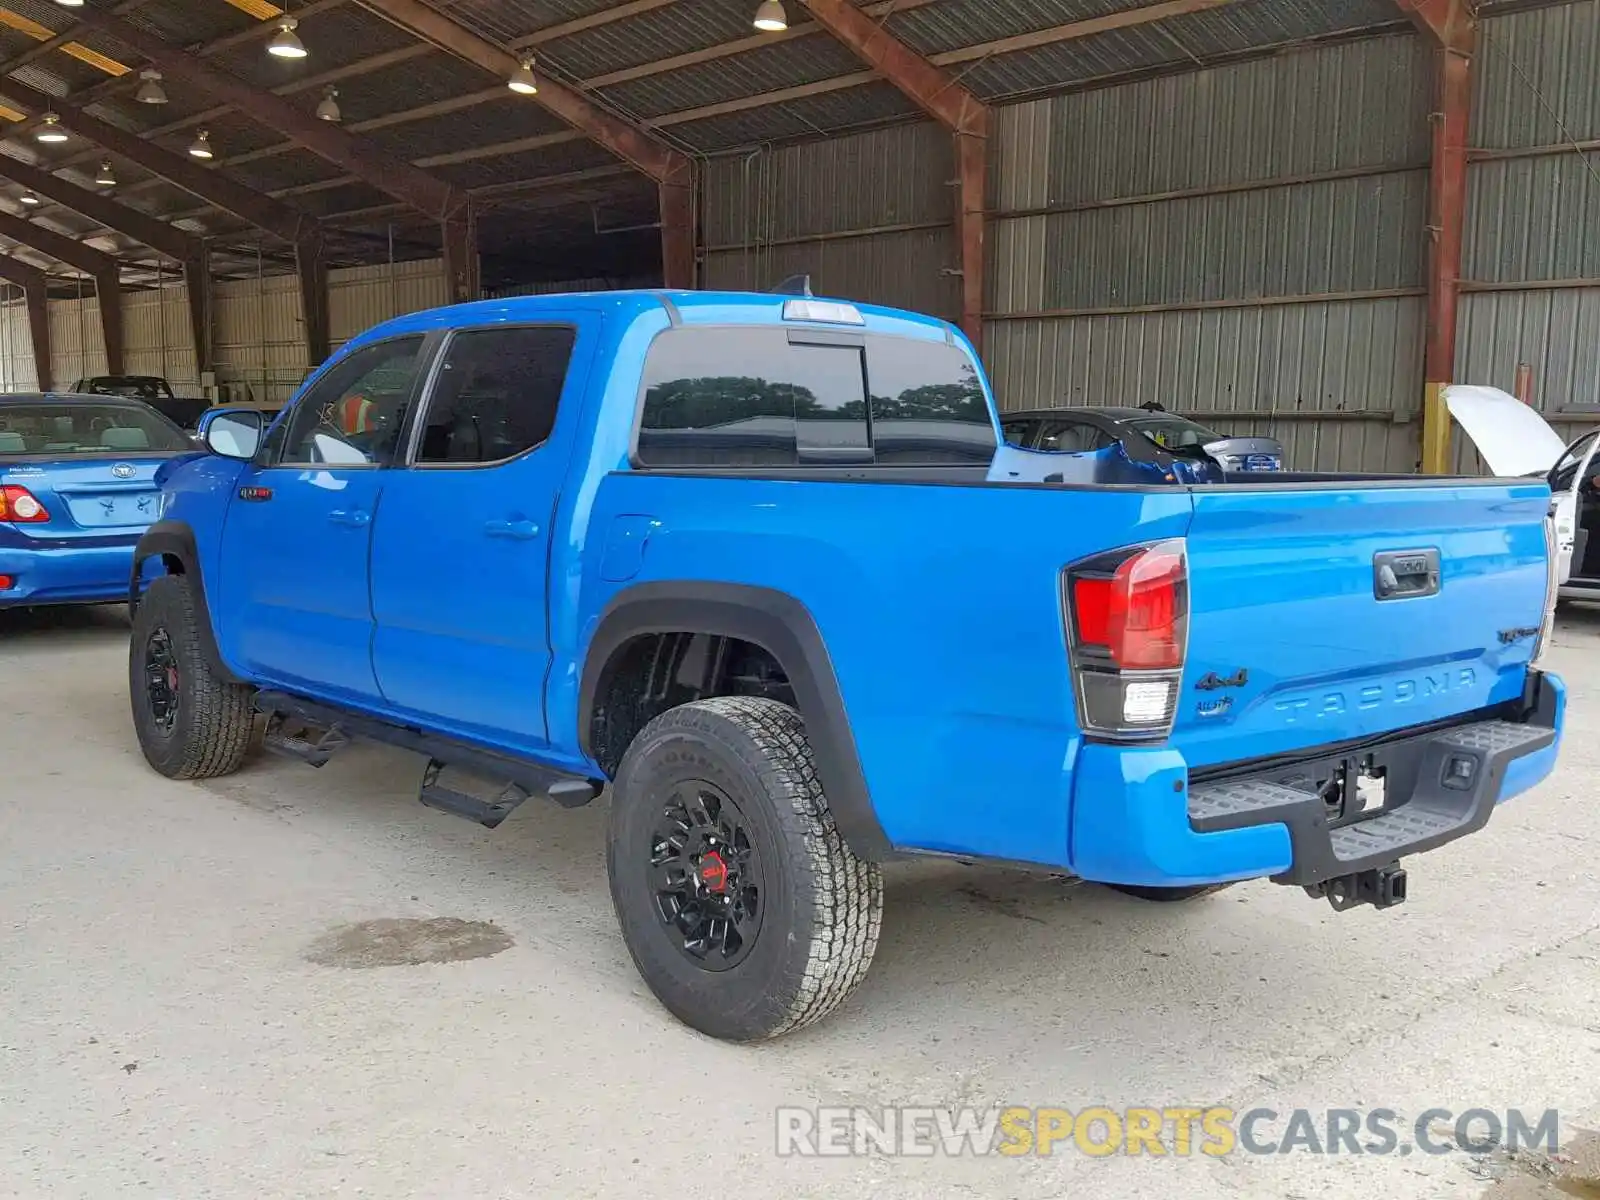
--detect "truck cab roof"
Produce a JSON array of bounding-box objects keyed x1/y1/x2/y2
[{"x1": 346, "y1": 289, "x2": 963, "y2": 353}]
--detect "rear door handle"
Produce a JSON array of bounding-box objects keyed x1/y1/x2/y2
[
  {"x1": 485, "y1": 518, "x2": 540, "y2": 540},
  {"x1": 328, "y1": 508, "x2": 371, "y2": 528}
]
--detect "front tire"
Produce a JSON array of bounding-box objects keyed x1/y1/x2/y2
[
  {"x1": 607, "y1": 696, "x2": 884, "y2": 1041},
  {"x1": 129, "y1": 574, "x2": 255, "y2": 779}
]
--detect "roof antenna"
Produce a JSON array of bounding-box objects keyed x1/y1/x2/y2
[{"x1": 771, "y1": 273, "x2": 813, "y2": 296}]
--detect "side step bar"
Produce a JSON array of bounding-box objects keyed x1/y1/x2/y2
[{"x1": 254, "y1": 690, "x2": 603, "y2": 825}]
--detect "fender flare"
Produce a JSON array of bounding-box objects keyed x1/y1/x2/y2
[
  {"x1": 129, "y1": 520, "x2": 242, "y2": 684},
  {"x1": 578, "y1": 581, "x2": 896, "y2": 863}
]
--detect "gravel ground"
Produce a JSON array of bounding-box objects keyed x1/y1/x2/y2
[{"x1": 3, "y1": 604, "x2": 1598, "y2": 1200}]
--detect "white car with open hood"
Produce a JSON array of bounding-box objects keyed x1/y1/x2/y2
[{"x1": 1445, "y1": 384, "x2": 1600, "y2": 603}]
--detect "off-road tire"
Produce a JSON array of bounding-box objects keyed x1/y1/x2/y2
[
  {"x1": 607, "y1": 696, "x2": 883, "y2": 1041},
  {"x1": 129, "y1": 573, "x2": 255, "y2": 779},
  {"x1": 1104, "y1": 882, "x2": 1234, "y2": 902}
]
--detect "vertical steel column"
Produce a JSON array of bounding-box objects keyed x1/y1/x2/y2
[
  {"x1": 1421, "y1": 47, "x2": 1472, "y2": 473},
  {"x1": 26, "y1": 281, "x2": 51, "y2": 392},
  {"x1": 94, "y1": 268, "x2": 125, "y2": 376},
  {"x1": 297, "y1": 235, "x2": 332, "y2": 368},
  {"x1": 955, "y1": 122, "x2": 989, "y2": 353},
  {"x1": 183, "y1": 250, "x2": 214, "y2": 380},
  {"x1": 1397, "y1": 0, "x2": 1478, "y2": 473},
  {"x1": 442, "y1": 211, "x2": 480, "y2": 304},
  {"x1": 660, "y1": 166, "x2": 697, "y2": 289}
]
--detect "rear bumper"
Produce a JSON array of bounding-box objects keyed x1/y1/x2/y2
[
  {"x1": 1070, "y1": 669, "x2": 1565, "y2": 889},
  {"x1": 0, "y1": 535, "x2": 148, "y2": 607}
]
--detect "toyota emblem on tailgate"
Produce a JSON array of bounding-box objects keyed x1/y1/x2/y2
[{"x1": 111, "y1": 463, "x2": 136, "y2": 479}]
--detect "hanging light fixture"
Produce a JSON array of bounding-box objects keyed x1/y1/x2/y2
[
  {"x1": 268, "y1": 17, "x2": 307, "y2": 58},
  {"x1": 753, "y1": 0, "x2": 787, "y2": 31},
  {"x1": 53, "y1": 0, "x2": 86, "y2": 7},
  {"x1": 315, "y1": 86, "x2": 341, "y2": 122},
  {"x1": 35, "y1": 113, "x2": 68, "y2": 144},
  {"x1": 188, "y1": 130, "x2": 214, "y2": 160},
  {"x1": 506, "y1": 56, "x2": 538, "y2": 95},
  {"x1": 19, "y1": 190, "x2": 40, "y2": 206},
  {"x1": 136, "y1": 69, "x2": 167, "y2": 105},
  {"x1": 95, "y1": 160, "x2": 117, "y2": 186}
]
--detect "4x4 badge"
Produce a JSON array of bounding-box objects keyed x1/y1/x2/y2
[{"x1": 1196, "y1": 668, "x2": 1249, "y2": 691}]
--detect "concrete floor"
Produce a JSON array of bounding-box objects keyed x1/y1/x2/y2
[{"x1": 3, "y1": 606, "x2": 1598, "y2": 1200}]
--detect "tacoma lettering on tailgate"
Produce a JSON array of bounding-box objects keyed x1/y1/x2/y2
[{"x1": 1273, "y1": 669, "x2": 1477, "y2": 724}]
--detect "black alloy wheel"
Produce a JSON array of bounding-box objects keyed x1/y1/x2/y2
[
  {"x1": 143, "y1": 625, "x2": 180, "y2": 736},
  {"x1": 648, "y1": 780, "x2": 764, "y2": 971}
]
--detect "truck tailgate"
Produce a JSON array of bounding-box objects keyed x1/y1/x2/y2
[{"x1": 1175, "y1": 480, "x2": 1552, "y2": 767}]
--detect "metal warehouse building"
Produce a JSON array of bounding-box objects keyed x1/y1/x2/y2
[{"x1": 0, "y1": 0, "x2": 1594, "y2": 474}]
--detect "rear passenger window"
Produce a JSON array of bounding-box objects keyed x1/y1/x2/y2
[
  {"x1": 635, "y1": 327, "x2": 996, "y2": 468},
  {"x1": 415, "y1": 326, "x2": 577, "y2": 465},
  {"x1": 637, "y1": 328, "x2": 868, "y2": 467},
  {"x1": 864, "y1": 336, "x2": 996, "y2": 465}
]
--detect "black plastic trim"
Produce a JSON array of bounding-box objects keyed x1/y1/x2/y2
[
  {"x1": 578, "y1": 580, "x2": 896, "y2": 862},
  {"x1": 255, "y1": 689, "x2": 603, "y2": 807},
  {"x1": 128, "y1": 520, "x2": 243, "y2": 684},
  {"x1": 1188, "y1": 681, "x2": 1558, "y2": 887}
]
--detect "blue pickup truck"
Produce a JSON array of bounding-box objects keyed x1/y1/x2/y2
[{"x1": 127, "y1": 289, "x2": 1565, "y2": 1042}]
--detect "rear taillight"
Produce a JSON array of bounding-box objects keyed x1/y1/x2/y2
[
  {"x1": 1064, "y1": 538, "x2": 1188, "y2": 740},
  {"x1": 0, "y1": 485, "x2": 49, "y2": 523}
]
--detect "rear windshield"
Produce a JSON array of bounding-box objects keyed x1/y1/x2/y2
[
  {"x1": 1125, "y1": 414, "x2": 1223, "y2": 451},
  {"x1": 80, "y1": 377, "x2": 173, "y2": 400},
  {"x1": 635, "y1": 327, "x2": 997, "y2": 468},
  {"x1": 0, "y1": 402, "x2": 192, "y2": 456}
]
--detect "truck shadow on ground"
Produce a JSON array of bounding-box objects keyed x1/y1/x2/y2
[{"x1": 0, "y1": 603, "x2": 127, "y2": 646}]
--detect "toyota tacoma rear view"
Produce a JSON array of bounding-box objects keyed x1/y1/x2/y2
[{"x1": 126, "y1": 288, "x2": 1565, "y2": 1042}]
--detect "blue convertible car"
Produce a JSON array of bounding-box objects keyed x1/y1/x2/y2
[{"x1": 0, "y1": 393, "x2": 194, "y2": 609}]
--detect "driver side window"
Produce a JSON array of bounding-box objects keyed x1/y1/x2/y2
[{"x1": 276, "y1": 337, "x2": 425, "y2": 467}]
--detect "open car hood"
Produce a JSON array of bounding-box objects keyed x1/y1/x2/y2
[{"x1": 1443, "y1": 385, "x2": 1568, "y2": 477}]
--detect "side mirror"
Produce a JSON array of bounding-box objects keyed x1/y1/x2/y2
[{"x1": 205, "y1": 410, "x2": 264, "y2": 460}]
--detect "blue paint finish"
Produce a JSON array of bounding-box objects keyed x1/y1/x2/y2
[
  {"x1": 138, "y1": 288, "x2": 1568, "y2": 889},
  {"x1": 1498, "y1": 672, "x2": 1565, "y2": 804},
  {"x1": 1069, "y1": 743, "x2": 1295, "y2": 886},
  {"x1": 600, "y1": 515, "x2": 660, "y2": 582},
  {"x1": 1, "y1": 453, "x2": 176, "y2": 606},
  {"x1": 216, "y1": 466, "x2": 386, "y2": 704}
]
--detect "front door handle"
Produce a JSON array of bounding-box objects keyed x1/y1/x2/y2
[
  {"x1": 328, "y1": 508, "x2": 371, "y2": 528},
  {"x1": 485, "y1": 518, "x2": 540, "y2": 541}
]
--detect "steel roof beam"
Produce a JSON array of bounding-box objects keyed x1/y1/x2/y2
[
  {"x1": 1395, "y1": 0, "x2": 1474, "y2": 52},
  {"x1": 71, "y1": 8, "x2": 470, "y2": 228},
  {"x1": 0, "y1": 161, "x2": 214, "y2": 376},
  {"x1": 357, "y1": 0, "x2": 697, "y2": 287},
  {"x1": 0, "y1": 208, "x2": 127, "y2": 372},
  {"x1": 0, "y1": 158, "x2": 199, "y2": 263},
  {"x1": 0, "y1": 78, "x2": 325, "y2": 364},
  {"x1": 0, "y1": 79, "x2": 320, "y2": 247},
  {"x1": 796, "y1": 0, "x2": 989, "y2": 348}
]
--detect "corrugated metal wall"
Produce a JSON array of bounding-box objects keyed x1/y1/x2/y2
[
  {"x1": 26, "y1": 258, "x2": 449, "y2": 405},
  {"x1": 694, "y1": 9, "x2": 1598, "y2": 473},
  {"x1": 700, "y1": 122, "x2": 961, "y2": 318},
  {"x1": 985, "y1": 35, "x2": 1433, "y2": 472},
  {"x1": 123, "y1": 283, "x2": 199, "y2": 390},
  {"x1": 48, "y1": 285, "x2": 109, "y2": 388},
  {"x1": 1454, "y1": 0, "x2": 1600, "y2": 468},
  {"x1": 0, "y1": 294, "x2": 38, "y2": 392}
]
